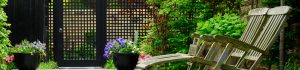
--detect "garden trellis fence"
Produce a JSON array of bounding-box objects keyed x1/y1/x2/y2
[{"x1": 47, "y1": 0, "x2": 151, "y2": 66}]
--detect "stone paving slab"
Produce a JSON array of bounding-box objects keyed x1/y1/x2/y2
[{"x1": 59, "y1": 67, "x2": 103, "y2": 70}]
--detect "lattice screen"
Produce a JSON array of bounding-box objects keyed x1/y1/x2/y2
[
  {"x1": 47, "y1": 0, "x2": 151, "y2": 60},
  {"x1": 106, "y1": 0, "x2": 151, "y2": 41}
]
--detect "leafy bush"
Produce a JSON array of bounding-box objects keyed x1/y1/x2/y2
[
  {"x1": 38, "y1": 61, "x2": 58, "y2": 69},
  {"x1": 284, "y1": 58, "x2": 300, "y2": 70},
  {"x1": 104, "y1": 59, "x2": 116, "y2": 69},
  {"x1": 0, "y1": 0, "x2": 11, "y2": 69},
  {"x1": 195, "y1": 13, "x2": 247, "y2": 38}
]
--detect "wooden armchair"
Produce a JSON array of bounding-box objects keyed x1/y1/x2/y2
[{"x1": 136, "y1": 6, "x2": 291, "y2": 70}]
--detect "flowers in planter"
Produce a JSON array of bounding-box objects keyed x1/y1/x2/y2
[
  {"x1": 103, "y1": 38, "x2": 140, "y2": 59},
  {"x1": 9, "y1": 40, "x2": 46, "y2": 70},
  {"x1": 3, "y1": 55, "x2": 14, "y2": 64},
  {"x1": 103, "y1": 31, "x2": 140, "y2": 59},
  {"x1": 10, "y1": 40, "x2": 46, "y2": 55}
]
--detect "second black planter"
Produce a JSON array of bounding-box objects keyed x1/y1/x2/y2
[
  {"x1": 113, "y1": 53, "x2": 139, "y2": 70},
  {"x1": 13, "y1": 53, "x2": 40, "y2": 70}
]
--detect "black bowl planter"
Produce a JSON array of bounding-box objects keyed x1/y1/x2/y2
[
  {"x1": 13, "y1": 53, "x2": 40, "y2": 70},
  {"x1": 113, "y1": 53, "x2": 139, "y2": 70}
]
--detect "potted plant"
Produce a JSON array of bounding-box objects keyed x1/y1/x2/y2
[
  {"x1": 10, "y1": 40, "x2": 46, "y2": 70},
  {"x1": 103, "y1": 32, "x2": 140, "y2": 70}
]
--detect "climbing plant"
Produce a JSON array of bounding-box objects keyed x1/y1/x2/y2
[{"x1": 0, "y1": 0, "x2": 12, "y2": 69}]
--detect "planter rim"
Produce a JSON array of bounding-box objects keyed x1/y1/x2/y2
[
  {"x1": 113, "y1": 53, "x2": 139, "y2": 54},
  {"x1": 12, "y1": 52, "x2": 39, "y2": 54}
]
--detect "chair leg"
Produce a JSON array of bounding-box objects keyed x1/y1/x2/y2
[
  {"x1": 236, "y1": 57, "x2": 246, "y2": 68},
  {"x1": 187, "y1": 62, "x2": 198, "y2": 70},
  {"x1": 250, "y1": 57, "x2": 263, "y2": 70},
  {"x1": 215, "y1": 43, "x2": 232, "y2": 70},
  {"x1": 203, "y1": 42, "x2": 221, "y2": 70}
]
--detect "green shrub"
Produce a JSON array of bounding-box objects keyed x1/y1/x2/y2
[
  {"x1": 38, "y1": 61, "x2": 58, "y2": 69},
  {"x1": 195, "y1": 13, "x2": 247, "y2": 38},
  {"x1": 104, "y1": 59, "x2": 115, "y2": 69},
  {"x1": 0, "y1": 0, "x2": 11, "y2": 69},
  {"x1": 285, "y1": 58, "x2": 300, "y2": 70}
]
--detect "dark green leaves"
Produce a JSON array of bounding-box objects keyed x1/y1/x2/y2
[{"x1": 195, "y1": 13, "x2": 247, "y2": 39}]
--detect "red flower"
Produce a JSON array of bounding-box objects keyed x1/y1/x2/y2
[
  {"x1": 3, "y1": 55, "x2": 14, "y2": 64},
  {"x1": 139, "y1": 54, "x2": 152, "y2": 61}
]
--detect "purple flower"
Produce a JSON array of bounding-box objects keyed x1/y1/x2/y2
[
  {"x1": 103, "y1": 40, "x2": 114, "y2": 59},
  {"x1": 103, "y1": 38, "x2": 135, "y2": 59},
  {"x1": 115, "y1": 38, "x2": 126, "y2": 47}
]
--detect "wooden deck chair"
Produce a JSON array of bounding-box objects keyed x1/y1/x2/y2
[
  {"x1": 203, "y1": 6, "x2": 291, "y2": 70},
  {"x1": 232, "y1": 6, "x2": 291, "y2": 70},
  {"x1": 192, "y1": 8, "x2": 271, "y2": 70},
  {"x1": 136, "y1": 7, "x2": 270, "y2": 70},
  {"x1": 200, "y1": 8, "x2": 270, "y2": 70}
]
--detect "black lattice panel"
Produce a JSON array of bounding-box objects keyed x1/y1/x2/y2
[
  {"x1": 62, "y1": 0, "x2": 96, "y2": 60},
  {"x1": 48, "y1": 0, "x2": 54, "y2": 60},
  {"x1": 48, "y1": 0, "x2": 151, "y2": 62},
  {"x1": 106, "y1": 0, "x2": 151, "y2": 41},
  {"x1": 48, "y1": 0, "x2": 97, "y2": 60}
]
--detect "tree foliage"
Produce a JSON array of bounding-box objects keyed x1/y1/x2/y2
[{"x1": 0, "y1": 0, "x2": 12, "y2": 69}]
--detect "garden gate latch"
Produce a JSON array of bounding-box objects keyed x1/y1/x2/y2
[{"x1": 59, "y1": 28, "x2": 63, "y2": 33}]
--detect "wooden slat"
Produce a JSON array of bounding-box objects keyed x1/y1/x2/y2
[
  {"x1": 267, "y1": 6, "x2": 291, "y2": 15},
  {"x1": 236, "y1": 6, "x2": 291, "y2": 70},
  {"x1": 138, "y1": 54, "x2": 182, "y2": 64},
  {"x1": 248, "y1": 8, "x2": 269, "y2": 15},
  {"x1": 137, "y1": 55, "x2": 199, "y2": 69}
]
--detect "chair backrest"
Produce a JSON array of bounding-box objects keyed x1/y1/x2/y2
[
  {"x1": 253, "y1": 6, "x2": 291, "y2": 51},
  {"x1": 238, "y1": 6, "x2": 291, "y2": 69},
  {"x1": 227, "y1": 8, "x2": 269, "y2": 60},
  {"x1": 239, "y1": 8, "x2": 269, "y2": 44}
]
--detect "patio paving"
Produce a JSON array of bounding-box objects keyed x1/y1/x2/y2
[{"x1": 59, "y1": 67, "x2": 103, "y2": 70}]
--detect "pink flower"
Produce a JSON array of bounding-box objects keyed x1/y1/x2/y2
[
  {"x1": 4, "y1": 55, "x2": 14, "y2": 64},
  {"x1": 139, "y1": 54, "x2": 152, "y2": 61}
]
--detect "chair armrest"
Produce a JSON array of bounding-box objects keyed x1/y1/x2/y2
[{"x1": 200, "y1": 35, "x2": 267, "y2": 54}]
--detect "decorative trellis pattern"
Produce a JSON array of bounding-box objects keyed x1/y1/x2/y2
[
  {"x1": 47, "y1": 0, "x2": 151, "y2": 66},
  {"x1": 47, "y1": 0, "x2": 54, "y2": 60},
  {"x1": 106, "y1": 0, "x2": 151, "y2": 41}
]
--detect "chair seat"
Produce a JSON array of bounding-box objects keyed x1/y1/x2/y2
[
  {"x1": 138, "y1": 53, "x2": 184, "y2": 64},
  {"x1": 137, "y1": 53, "x2": 195, "y2": 69},
  {"x1": 244, "y1": 55, "x2": 259, "y2": 61},
  {"x1": 230, "y1": 52, "x2": 245, "y2": 57}
]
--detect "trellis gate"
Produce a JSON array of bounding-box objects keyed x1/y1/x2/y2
[{"x1": 48, "y1": 0, "x2": 150, "y2": 66}]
